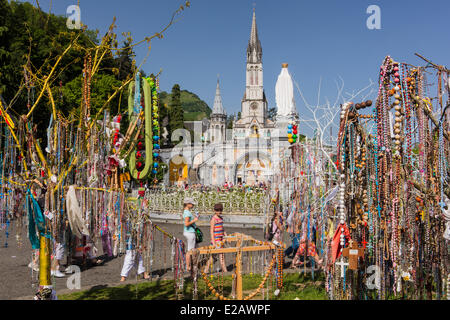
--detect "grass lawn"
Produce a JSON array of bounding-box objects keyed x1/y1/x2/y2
[{"x1": 59, "y1": 272, "x2": 328, "y2": 300}]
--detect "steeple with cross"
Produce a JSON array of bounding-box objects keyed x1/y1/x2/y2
[{"x1": 238, "y1": 8, "x2": 268, "y2": 130}]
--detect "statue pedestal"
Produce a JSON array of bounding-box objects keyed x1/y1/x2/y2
[
  {"x1": 267, "y1": 115, "x2": 296, "y2": 162},
  {"x1": 275, "y1": 114, "x2": 299, "y2": 133}
]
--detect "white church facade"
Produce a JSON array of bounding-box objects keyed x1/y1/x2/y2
[{"x1": 162, "y1": 10, "x2": 299, "y2": 186}]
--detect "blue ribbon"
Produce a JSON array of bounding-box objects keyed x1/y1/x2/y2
[{"x1": 27, "y1": 189, "x2": 51, "y2": 249}]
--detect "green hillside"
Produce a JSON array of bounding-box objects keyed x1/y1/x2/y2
[{"x1": 160, "y1": 89, "x2": 211, "y2": 121}]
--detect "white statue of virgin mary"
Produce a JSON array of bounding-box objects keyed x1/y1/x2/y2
[{"x1": 275, "y1": 63, "x2": 296, "y2": 117}]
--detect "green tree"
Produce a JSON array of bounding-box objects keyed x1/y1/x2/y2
[
  {"x1": 169, "y1": 84, "x2": 184, "y2": 144},
  {"x1": 0, "y1": 0, "x2": 12, "y2": 96},
  {"x1": 116, "y1": 40, "x2": 135, "y2": 81},
  {"x1": 0, "y1": 1, "x2": 138, "y2": 142},
  {"x1": 227, "y1": 115, "x2": 234, "y2": 129},
  {"x1": 62, "y1": 73, "x2": 122, "y2": 117},
  {"x1": 268, "y1": 107, "x2": 277, "y2": 121},
  {"x1": 4, "y1": 1, "x2": 91, "y2": 139}
]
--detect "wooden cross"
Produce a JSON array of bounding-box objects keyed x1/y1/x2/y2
[
  {"x1": 336, "y1": 257, "x2": 348, "y2": 278},
  {"x1": 197, "y1": 233, "x2": 283, "y2": 300},
  {"x1": 342, "y1": 240, "x2": 364, "y2": 270}
]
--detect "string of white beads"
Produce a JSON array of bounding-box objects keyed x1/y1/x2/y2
[{"x1": 339, "y1": 173, "x2": 346, "y2": 249}]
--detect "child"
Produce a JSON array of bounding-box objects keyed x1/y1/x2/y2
[{"x1": 203, "y1": 203, "x2": 227, "y2": 273}]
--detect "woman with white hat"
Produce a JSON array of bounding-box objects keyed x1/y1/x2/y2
[{"x1": 183, "y1": 197, "x2": 198, "y2": 272}]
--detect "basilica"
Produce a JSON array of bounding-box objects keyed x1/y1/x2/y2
[{"x1": 162, "y1": 10, "x2": 299, "y2": 186}]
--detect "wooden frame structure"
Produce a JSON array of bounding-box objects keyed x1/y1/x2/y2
[{"x1": 197, "y1": 232, "x2": 284, "y2": 300}]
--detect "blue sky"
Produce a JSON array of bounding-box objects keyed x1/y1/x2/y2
[{"x1": 20, "y1": 0, "x2": 450, "y2": 135}]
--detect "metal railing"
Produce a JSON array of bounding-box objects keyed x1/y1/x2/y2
[{"x1": 145, "y1": 188, "x2": 267, "y2": 216}]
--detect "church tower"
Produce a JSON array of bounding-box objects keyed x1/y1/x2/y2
[
  {"x1": 236, "y1": 9, "x2": 269, "y2": 130},
  {"x1": 209, "y1": 78, "x2": 227, "y2": 143}
]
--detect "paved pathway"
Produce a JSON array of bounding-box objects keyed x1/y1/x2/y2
[{"x1": 0, "y1": 221, "x2": 270, "y2": 300}]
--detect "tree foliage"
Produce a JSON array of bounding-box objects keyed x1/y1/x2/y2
[
  {"x1": 168, "y1": 84, "x2": 184, "y2": 143},
  {"x1": 267, "y1": 107, "x2": 277, "y2": 121},
  {"x1": 226, "y1": 114, "x2": 234, "y2": 129},
  {"x1": 0, "y1": 1, "x2": 136, "y2": 141}
]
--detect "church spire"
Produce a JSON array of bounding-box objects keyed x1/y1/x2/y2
[
  {"x1": 212, "y1": 77, "x2": 226, "y2": 115},
  {"x1": 247, "y1": 9, "x2": 262, "y2": 63}
]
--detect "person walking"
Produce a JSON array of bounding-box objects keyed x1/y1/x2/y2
[
  {"x1": 182, "y1": 197, "x2": 198, "y2": 273},
  {"x1": 120, "y1": 235, "x2": 150, "y2": 281},
  {"x1": 120, "y1": 250, "x2": 150, "y2": 281},
  {"x1": 203, "y1": 203, "x2": 227, "y2": 273}
]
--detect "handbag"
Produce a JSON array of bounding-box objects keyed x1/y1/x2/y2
[{"x1": 194, "y1": 227, "x2": 203, "y2": 243}]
